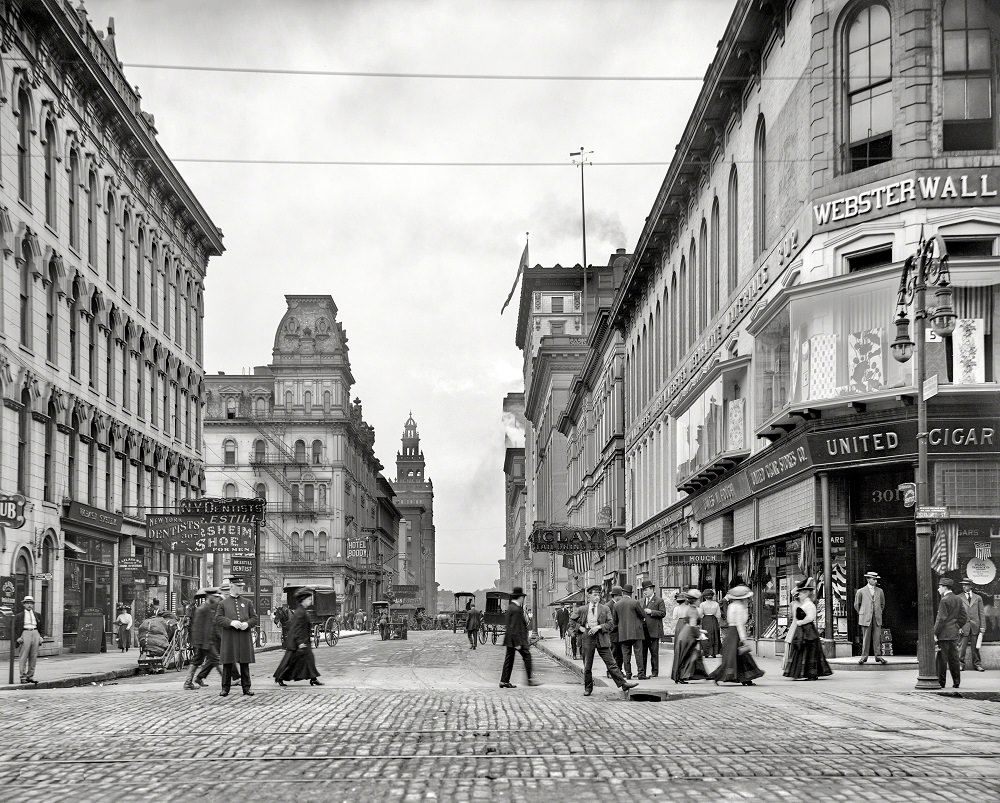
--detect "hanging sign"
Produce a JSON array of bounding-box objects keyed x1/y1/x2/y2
[
  {"x1": 0, "y1": 494, "x2": 26, "y2": 529},
  {"x1": 966, "y1": 558, "x2": 997, "y2": 585}
]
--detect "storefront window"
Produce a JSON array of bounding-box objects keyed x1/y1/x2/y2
[
  {"x1": 756, "y1": 273, "x2": 915, "y2": 422},
  {"x1": 63, "y1": 534, "x2": 114, "y2": 635},
  {"x1": 675, "y1": 370, "x2": 747, "y2": 483}
]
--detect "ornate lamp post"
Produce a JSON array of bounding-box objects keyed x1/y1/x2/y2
[{"x1": 890, "y1": 230, "x2": 954, "y2": 690}]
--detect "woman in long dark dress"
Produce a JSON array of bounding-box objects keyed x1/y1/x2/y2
[
  {"x1": 274, "y1": 590, "x2": 323, "y2": 687},
  {"x1": 671, "y1": 609, "x2": 710, "y2": 684},
  {"x1": 709, "y1": 585, "x2": 765, "y2": 686},
  {"x1": 698, "y1": 589, "x2": 722, "y2": 658},
  {"x1": 783, "y1": 580, "x2": 833, "y2": 681}
]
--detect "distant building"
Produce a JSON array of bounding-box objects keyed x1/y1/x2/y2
[
  {"x1": 393, "y1": 414, "x2": 437, "y2": 614},
  {"x1": 501, "y1": 393, "x2": 527, "y2": 591},
  {"x1": 203, "y1": 296, "x2": 397, "y2": 615},
  {"x1": 0, "y1": 7, "x2": 223, "y2": 653}
]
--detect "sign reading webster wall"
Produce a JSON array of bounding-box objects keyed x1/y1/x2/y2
[{"x1": 813, "y1": 168, "x2": 1000, "y2": 233}]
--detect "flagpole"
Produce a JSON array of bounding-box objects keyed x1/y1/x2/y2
[{"x1": 571, "y1": 147, "x2": 592, "y2": 336}]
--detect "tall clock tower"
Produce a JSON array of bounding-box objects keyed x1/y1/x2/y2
[{"x1": 393, "y1": 414, "x2": 436, "y2": 613}]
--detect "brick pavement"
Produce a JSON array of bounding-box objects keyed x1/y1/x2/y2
[{"x1": 0, "y1": 630, "x2": 997, "y2": 802}]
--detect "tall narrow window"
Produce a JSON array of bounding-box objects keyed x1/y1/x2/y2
[
  {"x1": 46, "y1": 264, "x2": 58, "y2": 363},
  {"x1": 121, "y1": 212, "x2": 130, "y2": 298},
  {"x1": 87, "y1": 437, "x2": 97, "y2": 505},
  {"x1": 670, "y1": 273, "x2": 678, "y2": 370},
  {"x1": 136, "y1": 229, "x2": 145, "y2": 313},
  {"x1": 185, "y1": 279, "x2": 193, "y2": 353},
  {"x1": 69, "y1": 298, "x2": 79, "y2": 378},
  {"x1": 105, "y1": 193, "x2": 116, "y2": 287},
  {"x1": 149, "y1": 363, "x2": 157, "y2": 426},
  {"x1": 312, "y1": 439, "x2": 322, "y2": 465},
  {"x1": 174, "y1": 268, "x2": 181, "y2": 344},
  {"x1": 727, "y1": 166, "x2": 739, "y2": 296},
  {"x1": 87, "y1": 171, "x2": 98, "y2": 267},
  {"x1": 18, "y1": 389, "x2": 31, "y2": 494},
  {"x1": 67, "y1": 414, "x2": 79, "y2": 501},
  {"x1": 753, "y1": 116, "x2": 767, "y2": 256},
  {"x1": 304, "y1": 391, "x2": 312, "y2": 414},
  {"x1": 120, "y1": 454, "x2": 129, "y2": 510},
  {"x1": 88, "y1": 297, "x2": 99, "y2": 389},
  {"x1": 106, "y1": 327, "x2": 114, "y2": 400},
  {"x1": 943, "y1": 0, "x2": 994, "y2": 150},
  {"x1": 69, "y1": 151, "x2": 80, "y2": 250},
  {"x1": 699, "y1": 219, "x2": 709, "y2": 329},
  {"x1": 44, "y1": 400, "x2": 56, "y2": 502},
  {"x1": 224, "y1": 439, "x2": 236, "y2": 466},
  {"x1": 44, "y1": 120, "x2": 56, "y2": 226},
  {"x1": 163, "y1": 260, "x2": 171, "y2": 336},
  {"x1": 846, "y1": 4, "x2": 892, "y2": 171},
  {"x1": 150, "y1": 244, "x2": 158, "y2": 324},
  {"x1": 137, "y1": 354, "x2": 145, "y2": 418},
  {"x1": 17, "y1": 88, "x2": 31, "y2": 204},
  {"x1": 710, "y1": 198, "x2": 720, "y2": 316},
  {"x1": 20, "y1": 239, "x2": 33, "y2": 348}
]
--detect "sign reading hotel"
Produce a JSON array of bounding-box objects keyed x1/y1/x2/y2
[
  {"x1": 346, "y1": 538, "x2": 369, "y2": 561},
  {"x1": 529, "y1": 526, "x2": 607, "y2": 553},
  {"x1": 812, "y1": 168, "x2": 1000, "y2": 232}
]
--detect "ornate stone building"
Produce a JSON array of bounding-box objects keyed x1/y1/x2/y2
[
  {"x1": 501, "y1": 392, "x2": 526, "y2": 592},
  {"x1": 392, "y1": 414, "x2": 437, "y2": 614},
  {"x1": 0, "y1": 4, "x2": 223, "y2": 653},
  {"x1": 203, "y1": 295, "x2": 398, "y2": 614}
]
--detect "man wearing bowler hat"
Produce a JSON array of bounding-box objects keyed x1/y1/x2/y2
[
  {"x1": 614, "y1": 583, "x2": 645, "y2": 680},
  {"x1": 607, "y1": 586, "x2": 625, "y2": 676},
  {"x1": 934, "y1": 577, "x2": 968, "y2": 688},
  {"x1": 499, "y1": 587, "x2": 538, "y2": 688},
  {"x1": 215, "y1": 579, "x2": 258, "y2": 696},
  {"x1": 854, "y1": 571, "x2": 887, "y2": 665},
  {"x1": 639, "y1": 579, "x2": 666, "y2": 678},
  {"x1": 959, "y1": 577, "x2": 986, "y2": 672},
  {"x1": 13, "y1": 595, "x2": 42, "y2": 684},
  {"x1": 570, "y1": 585, "x2": 639, "y2": 696}
]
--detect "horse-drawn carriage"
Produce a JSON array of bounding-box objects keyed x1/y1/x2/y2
[
  {"x1": 372, "y1": 600, "x2": 408, "y2": 640},
  {"x1": 482, "y1": 590, "x2": 512, "y2": 645},
  {"x1": 453, "y1": 592, "x2": 475, "y2": 633},
  {"x1": 282, "y1": 585, "x2": 340, "y2": 647}
]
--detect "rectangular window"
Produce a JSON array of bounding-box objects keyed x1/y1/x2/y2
[
  {"x1": 943, "y1": 236, "x2": 994, "y2": 258},
  {"x1": 550, "y1": 321, "x2": 565, "y2": 335},
  {"x1": 846, "y1": 246, "x2": 893, "y2": 273}
]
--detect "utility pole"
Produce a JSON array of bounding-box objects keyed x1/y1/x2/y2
[{"x1": 570, "y1": 147, "x2": 593, "y2": 336}]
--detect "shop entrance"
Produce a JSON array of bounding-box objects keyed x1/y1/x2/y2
[{"x1": 853, "y1": 526, "x2": 917, "y2": 655}]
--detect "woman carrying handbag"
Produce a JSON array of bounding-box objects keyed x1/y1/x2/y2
[
  {"x1": 709, "y1": 585, "x2": 765, "y2": 686},
  {"x1": 782, "y1": 579, "x2": 833, "y2": 681}
]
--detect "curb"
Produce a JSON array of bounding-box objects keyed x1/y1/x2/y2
[
  {"x1": 534, "y1": 638, "x2": 585, "y2": 678},
  {"x1": 1, "y1": 632, "x2": 367, "y2": 692}
]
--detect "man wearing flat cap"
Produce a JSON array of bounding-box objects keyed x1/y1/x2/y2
[
  {"x1": 639, "y1": 579, "x2": 666, "y2": 679},
  {"x1": 13, "y1": 595, "x2": 42, "y2": 684},
  {"x1": 854, "y1": 571, "x2": 887, "y2": 665},
  {"x1": 215, "y1": 580, "x2": 259, "y2": 696},
  {"x1": 934, "y1": 577, "x2": 967, "y2": 688},
  {"x1": 185, "y1": 587, "x2": 222, "y2": 690},
  {"x1": 570, "y1": 585, "x2": 638, "y2": 696},
  {"x1": 959, "y1": 578, "x2": 986, "y2": 672}
]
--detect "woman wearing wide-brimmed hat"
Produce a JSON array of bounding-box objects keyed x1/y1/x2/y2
[
  {"x1": 274, "y1": 588, "x2": 323, "y2": 687},
  {"x1": 698, "y1": 589, "x2": 722, "y2": 658},
  {"x1": 782, "y1": 579, "x2": 832, "y2": 681},
  {"x1": 671, "y1": 605, "x2": 710, "y2": 684},
  {"x1": 709, "y1": 585, "x2": 765, "y2": 686}
]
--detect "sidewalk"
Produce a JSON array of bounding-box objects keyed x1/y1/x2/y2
[
  {"x1": 0, "y1": 630, "x2": 369, "y2": 691},
  {"x1": 532, "y1": 627, "x2": 999, "y2": 697}
]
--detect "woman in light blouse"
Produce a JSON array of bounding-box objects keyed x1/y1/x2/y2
[
  {"x1": 709, "y1": 585, "x2": 765, "y2": 686},
  {"x1": 783, "y1": 579, "x2": 832, "y2": 681},
  {"x1": 698, "y1": 589, "x2": 722, "y2": 658}
]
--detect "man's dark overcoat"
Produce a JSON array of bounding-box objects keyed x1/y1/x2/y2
[{"x1": 215, "y1": 595, "x2": 258, "y2": 664}]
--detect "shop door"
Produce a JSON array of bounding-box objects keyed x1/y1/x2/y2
[{"x1": 853, "y1": 527, "x2": 918, "y2": 654}]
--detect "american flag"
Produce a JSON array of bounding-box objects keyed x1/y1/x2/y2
[{"x1": 931, "y1": 525, "x2": 948, "y2": 576}]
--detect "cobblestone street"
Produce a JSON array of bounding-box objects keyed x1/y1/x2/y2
[{"x1": 2, "y1": 631, "x2": 999, "y2": 802}]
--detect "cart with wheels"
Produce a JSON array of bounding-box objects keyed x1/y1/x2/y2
[
  {"x1": 453, "y1": 591, "x2": 475, "y2": 633},
  {"x1": 483, "y1": 591, "x2": 512, "y2": 645},
  {"x1": 282, "y1": 585, "x2": 339, "y2": 648}
]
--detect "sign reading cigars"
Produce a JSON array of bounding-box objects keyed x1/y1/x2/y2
[{"x1": 529, "y1": 527, "x2": 607, "y2": 553}]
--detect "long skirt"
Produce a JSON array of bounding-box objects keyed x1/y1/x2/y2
[
  {"x1": 671, "y1": 625, "x2": 710, "y2": 682},
  {"x1": 273, "y1": 647, "x2": 320, "y2": 682},
  {"x1": 783, "y1": 623, "x2": 833, "y2": 680},
  {"x1": 701, "y1": 614, "x2": 722, "y2": 657},
  {"x1": 117, "y1": 625, "x2": 132, "y2": 650},
  {"x1": 708, "y1": 625, "x2": 765, "y2": 684}
]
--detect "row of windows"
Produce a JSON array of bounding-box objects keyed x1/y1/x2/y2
[
  {"x1": 10, "y1": 80, "x2": 204, "y2": 358},
  {"x1": 223, "y1": 438, "x2": 325, "y2": 465}
]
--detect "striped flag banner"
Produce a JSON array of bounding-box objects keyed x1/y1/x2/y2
[{"x1": 931, "y1": 525, "x2": 948, "y2": 576}]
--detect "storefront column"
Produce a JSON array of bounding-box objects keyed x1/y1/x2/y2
[{"x1": 820, "y1": 472, "x2": 833, "y2": 643}]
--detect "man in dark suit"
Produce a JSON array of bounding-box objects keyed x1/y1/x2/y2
[
  {"x1": 570, "y1": 585, "x2": 639, "y2": 696},
  {"x1": 215, "y1": 580, "x2": 259, "y2": 697},
  {"x1": 639, "y1": 579, "x2": 666, "y2": 679},
  {"x1": 465, "y1": 602, "x2": 483, "y2": 649},
  {"x1": 607, "y1": 586, "x2": 624, "y2": 676},
  {"x1": 959, "y1": 577, "x2": 986, "y2": 672},
  {"x1": 614, "y1": 584, "x2": 646, "y2": 680},
  {"x1": 555, "y1": 605, "x2": 570, "y2": 639},
  {"x1": 934, "y1": 577, "x2": 968, "y2": 689},
  {"x1": 185, "y1": 587, "x2": 221, "y2": 690},
  {"x1": 499, "y1": 587, "x2": 538, "y2": 688}
]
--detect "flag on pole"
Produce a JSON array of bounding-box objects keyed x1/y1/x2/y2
[
  {"x1": 500, "y1": 240, "x2": 529, "y2": 315},
  {"x1": 931, "y1": 524, "x2": 948, "y2": 576}
]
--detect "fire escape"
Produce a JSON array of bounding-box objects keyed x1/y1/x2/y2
[{"x1": 248, "y1": 416, "x2": 307, "y2": 557}]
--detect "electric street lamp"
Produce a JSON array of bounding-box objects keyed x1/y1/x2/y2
[{"x1": 890, "y1": 230, "x2": 955, "y2": 691}]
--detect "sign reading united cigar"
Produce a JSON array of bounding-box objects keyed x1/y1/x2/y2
[
  {"x1": 146, "y1": 514, "x2": 255, "y2": 553},
  {"x1": 530, "y1": 526, "x2": 607, "y2": 553},
  {"x1": 812, "y1": 168, "x2": 1000, "y2": 233}
]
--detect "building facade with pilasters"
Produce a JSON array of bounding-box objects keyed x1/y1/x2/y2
[
  {"x1": 613, "y1": 0, "x2": 1000, "y2": 661},
  {"x1": 0, "y1": 3, "x2": 223, "y2": 653}
]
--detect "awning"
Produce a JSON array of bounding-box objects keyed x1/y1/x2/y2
[
  {"x1": 63, "y1": 539, "x2": 86, "y2": 554},
  {"x1": 549, "y1": 588, "x2": 584, "y2": 606}
]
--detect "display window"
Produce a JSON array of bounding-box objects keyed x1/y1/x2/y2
[
  {"x1": 62, "y1": 534, "x2": 114, "y2": 635},
  {"x1": 674, "y1": 369, "x2": 748, "y2": 484}
]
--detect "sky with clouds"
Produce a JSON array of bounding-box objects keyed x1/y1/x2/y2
[{"x1": 88, "y1": 0, "x2": 733, "y2": 591}]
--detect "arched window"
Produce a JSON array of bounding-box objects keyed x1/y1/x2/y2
[
  {"x1": 226, "y1": 397, "x2": 236, "y2": 419},
  {"x1": 223, "y1": 439, "x2": 236, "y2": 466},
  {"x1": 294, "y1": 440, "x2": 306, "y2": 463},
  {"x1": 105, "y1": 192, "x2": 116, "y2": 287},
  {"x1": 679, "y1": 257, "x2": 688, "y2": 356},
  {"x1": 163, "y1": 260, "x2": 171, "y2": 336},
  {"x1": 19, "y1": 242, "x2": 32, "y2": 349},
  {"x1": 727, "y1": 166, "x2": 739, "y2": 296},
  {"x1": 710, "y1": 198, "x2": 720, "y2": 316},
  {"x1": 699, "y1": 219, "x2": 709, "y2": 329},
  {"x1": 223, "y1": 482, "x2": 237, "y2": 498},
  {"x1": 68, "y1": 411, "x2": 80, "y2": 500},
  {"x1": 88, "y1": 295, "x2": 100, "y2": 389},
  {"x1": 254, "y1": 482, "x2": 267, "y2": 500},
  {"x1": 290, "y1": 531, "x2": 301, "y2": 554},
  {"x1": 312, "y1": 439, "x2": 322, "y2": 465},
  {"x1": 185, "y1": 279, "x2": 192, "y2": 353},
  {"x1": 44, "y1": 120, "x2": 56, "y2": 226},
  {"x1": 17, "y1": 88, "x2": 31, "y2": 204},
  {"x1": 69, "y1": 150, "x2": 80, "y2": 250},
  {"x1": 121, "y1": 211, "x2": 131, "y2": 297},
  {"x1": 254, "y1": 397, "x2": 266, "y2": 416},
  {"x1": 846, "y1": 4, "x2": 892, "y2": 171},
  {"x1": 670, "y1": 272, "x2": 679, "y2": 370},
  {"x1": 87, "y1": 423, "x2": 97, "y2": 505},
  {"x1": 69, "y1": 293, "x2": 79, "y2": 378},
  {"x1": 284, "y1": 390, "x2": 293, "y2": 410},
  {"x1": 44, "y1": 399, "x2": 56, "y2": 502},
  {"x1": 661, "y1": 287, "x2": 670, "y2": 377},
  {"x1": 149, "y1": 243, "x2": 158, "y2": 324},
  {"x1": 318, "y1": 532, "x2": 328, "y2": 557},
  {"x1": 943, "y1": 0, "x2": 994, "y2": 151},
  {"x1": 174, "y1": 267, "x2": 181, "y2": 344},
  {"x1": 253, "y1": 439, "x2": 266, "y2": 462},
  {"x1": 304, "y1": 530, "x2": 315, "y2": 554},
  {"x1": 323, "y1": 390, "x2": 331, "y2": 412},
  {"x1": 46, "y1": 263, "x2": 59, "y2": 363},
  {"x1": 136, "y1": 229, "x2": 145, "y2": 313},
  {"x1": 87, "y1": 171, "x2": 98, "y2": 267},
  {"x1": 753, "y1": 116, "x2": 767, "y2": 255},
  {"x1": 291, "y1": 484, "x2": 300, "y2": 512},
  {"x1": 654, "y1": 302, "x2": 662, "y2": 388},
  {"x1": 105, "y1": 325, "x2": 114, "y2": 400},
  {"x1": 303, "y1": 390, "x2": 312, "y2": 414}
]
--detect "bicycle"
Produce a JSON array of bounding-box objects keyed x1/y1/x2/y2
[
  {"x1": 163, "y1": 623, "x2": 192, "y2": 671},
  {"x1": 252, "y1": 625, "x2": 267, "y2": 648}
]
